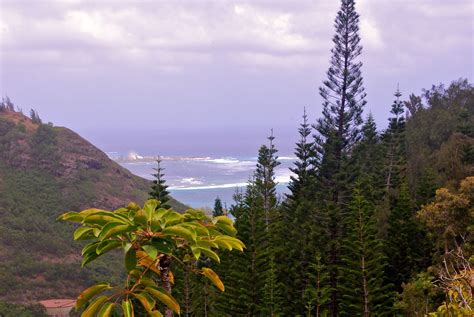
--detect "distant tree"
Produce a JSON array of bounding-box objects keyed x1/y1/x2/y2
[
  {"x1": 0, "y1": 96, "x2": 14, "y2": 112},
  {"x1": 213, "y1": 197, "x2": 224, "y2": 217},
  {"x1": 313, "y1": 0, "x2": 367, "y2": 314},
  {"x1": 287, "y1": 108, "x2": 317, "y2": 204},
  {"x1": 383, "y1": 86, "x2": 406, "y2": 195},
  {"x1": 404, "y1": 93, "x2": 423, "y2": 118},
  {"x1": 149, "y1": 156, "x2": 170, "y2": 208},
  {"x1": 282, "y1": 108, "x2": 319, "y2": 315},
  {"x1": 254, "y1": 129, "x2": 280, "y2": 228},
  {"x1": 29, "y1": 109, "x2": 42, "y2": 124}
]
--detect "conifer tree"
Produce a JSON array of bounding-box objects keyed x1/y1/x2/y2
[
  {"x1": 282, "y1": 109, "x2": 320, "y2": 315},
  {"x1": 217, "y1": 133, "x2": 282, "y2": 316},
  {"x1": 313, "y1": 1, "x2": 366, "y2": 314},
  {"x1": 287, "y1": 108, "x2": 318, "y2": 203},
  {"x1": 303, "y1": 254, "x2": 331, "y2": 317},
  {"x1": 254, "y1": 129, "x2": 280, "y2": 228},
  {"x1": 262, "y1": 254, "x2": 283, "y2": 316},
  {"x1": 351, "y1": 114, "x2": 384, "y2": 203},
  {"x1": 383, "y1": 86, "x2": 406, "y2": 195},
  {"x1": 215, "y1": 189, "x2": 250, "y2": 316},
  {"x1": 149, "y1": 156, "x2": 170, "y2": 208},
  {"x1": 339, "y1": 187, "x2": 392, "y2": 316},
  {"x1": 213, "y1": 197, "x2": 224, "y2": 217},
  {"x1": 253, "y1": 131, "x2": 283, "y2": 315}
]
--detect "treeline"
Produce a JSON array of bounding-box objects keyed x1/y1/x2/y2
[
  {"x1": 0, "y1": 96, "x2": 42, "y2": 124},
  {"x1": 160, "y1": 0, "x2": 473, "y2": 316}
]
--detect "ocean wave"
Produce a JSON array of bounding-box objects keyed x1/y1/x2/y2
[
  {"x1": 180, "y1": 177, "x2": 204, "y2": 185},
  {"x1": 169, "y1": 182, "x2": 249, "y2": 190}
]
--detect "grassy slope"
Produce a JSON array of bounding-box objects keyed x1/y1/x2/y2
[{"x1": 0, "y1": 111, "x2": 186, "y2": 302}]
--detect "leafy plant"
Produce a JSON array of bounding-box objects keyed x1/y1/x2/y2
[{"x1": 59, "y1": 199, "x2": 244, "y2": 316}]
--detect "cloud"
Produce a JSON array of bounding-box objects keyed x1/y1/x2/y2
[{"x1": 0, "y1": 0, "x2": 472, "y2": 72}]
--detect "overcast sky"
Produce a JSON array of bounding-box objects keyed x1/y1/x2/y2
[{"x1": 1, "y1": 0, "x2": 473, "y2": 156}]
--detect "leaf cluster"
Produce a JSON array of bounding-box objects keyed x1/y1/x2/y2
[{"x1": 59, "y1": 199, "x2": 244, "y2": 316}]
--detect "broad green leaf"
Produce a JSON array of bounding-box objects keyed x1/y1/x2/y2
[
  {"x1": 162, "y1": 225, "x2": 196, "y2": 242},
  {"x1": 125, "y1": 248, "x2": 137, "y2": 271},
  {"x1": 150, "y1": 238, "x2": 173, "y2": 255},
  {"x1": 199, "y1": 248, "x2": 220, "y2": 263},
  {"x1": 74, "y1": 227, "x2": 94, "y2": 240},
  {"x1": 134, "y1": 209, "x2": 147, "y2": 226},
  {"x1": 122, "y1": 299, "x2": 134, "y2": 317},
  {"x1": 140, "y1": 276, "x2": 157, "y2": 288},
  {"x1": 123, "y1": 242, "x2": 132, "y2": 254},
  {"x1": 201, "y1": 267, "x2": 224, "y2": 292},
  {"x1": 99, "y1": 223, "x2": 135, "y2": 241},
  {"x1": 212, "y1": 215, "x2": 233, "y2": 226},
  {"x1": 82, "y1": 295, "x2": 108, "y2": 317},
  {"x1": 96, "y1": 240, "x2": 122, "y2": 255},
  {"x1": 81, "y1": 241, "x2": 100, "y2": 256},
  {"x1": 114, "y1": 207, "x2": 129, "y2": 214},
  {"x1": 142, "y1": 245, "x2": 158, "y2": 260},
  {"x1": 127, "y1": 202, "x2": 140, "y2": 210},
  {"x1": 212, "y1": 238, "x2": 233, "y2": 250},
  {"x1": 82, "y1": 250, "x2": 100, "y2": 267},
  {"x1": 57, "y1": 211, "x2": 83, "y2": 222},
  {"x1": 163, "y1": 211, "x2": 184, "y2": 226},
  {"x1": 133, "y1": 292, "x2": 156, "y2": 313},
  {"x1": 144, "y1": 199, "x2": 159, "y2": 222},
  {"x1": 183, "y1": 209, "x2": 206, "y2": 221},
  {"x1": 191, "y1": 246, "x2": 201, "y2": 260},
  {"x1": 97, "y1": 302, "x2": 115, "y2": 317},
  {"x1": 83, "y1": 214, "x2": 125, "y2": 226},
  {"x1": 79, "y1": 208, "x2": 110, "y2": 216},
  {"x1": 150, "y1": 311, "x2": 164, "y2": 317},
  {"x1": 181, "y1": 222, "x2": 210, "y2": 236},
  {"x1": 197, "y1": 239, "x2": 218, "y2": 249},
  {"x1": 76, "y1": 283, "x2": 110, "y2": 309},
  {"x1": 155, "y1": 208, "x2": 171, "y2": 220},
  {"x1": 151, "y1": 208, "x2": 171, "y2": 230},
  {"x1": 215, "y1": 236, "x2": 245, "y2": 251},
  {"x1": 83, "y1": 210, "x2": 131, "y2": 223},
  {"x1": 214, "y1": 222, "x2": 237, "y2": 236},
  {"x1": 145, "y1": 286, "x2": 180, "y2": 314}
]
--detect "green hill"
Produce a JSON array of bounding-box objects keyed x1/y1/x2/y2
[{"x1": 0, "y1": 110, "x2": 186, "y2": 303}]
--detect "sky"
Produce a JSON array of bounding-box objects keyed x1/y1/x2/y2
[{"x1": 1, "y1": 0, "x2": 473, "y2": 156}]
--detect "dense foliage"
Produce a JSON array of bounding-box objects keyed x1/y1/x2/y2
[
  {"x1": 0, "y1": 0, "x2": 472, "y2": 315},
  {"x1": 59, "y1": 199, "x2": 244, "y2": 316}
]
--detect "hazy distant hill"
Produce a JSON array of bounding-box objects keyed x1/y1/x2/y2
[{"x1": 0, "y1": 110, "x2": 187, "y2": 302}]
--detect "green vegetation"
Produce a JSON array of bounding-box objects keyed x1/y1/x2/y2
[
  {"x1": 0, "y1": 111, "x2": 187, "y2": 303},
  {"x1": 59, "y1": 199, "x2": 244, "y2": 316},
  {"x1": 0, "y1": 301, "x2": 48, "y2": 317},
  {"x1": 0, "y1": 0, "x2": 472, "y2": 315},
  {"x1": 150, "y1": 157, "x2": 171, "y2": 209}
]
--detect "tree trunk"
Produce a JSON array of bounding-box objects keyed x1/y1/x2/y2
[{"x1": 160, "y1": 255, "x2": 174, "y2": 317}]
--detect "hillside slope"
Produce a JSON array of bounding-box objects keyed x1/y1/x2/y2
[{"x1": 0, "y1": 110, "x2": 186, "y2": 302}]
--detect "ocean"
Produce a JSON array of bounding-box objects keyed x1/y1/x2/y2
[{"x1": 110, "y1": 152, "x2": 294, "y2": 208}]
